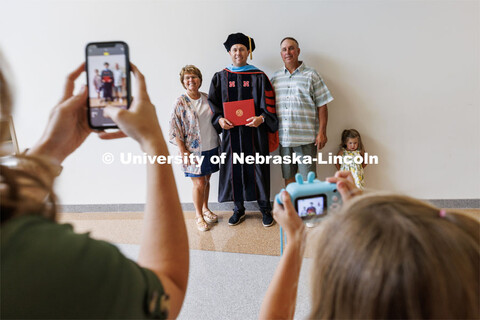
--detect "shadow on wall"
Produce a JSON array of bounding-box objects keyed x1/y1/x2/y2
[{"x1": 305, "y1": 53, "x2": 390, "y2": 190}]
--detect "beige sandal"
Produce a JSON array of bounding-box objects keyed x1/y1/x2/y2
[
  {"x1": 202, "y1": 210, "x2": 218, "y2": 224},
  {"x1": 196, "y1": 217, "x2": 210, "y2": 232}
]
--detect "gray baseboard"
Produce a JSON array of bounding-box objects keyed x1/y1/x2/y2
[
  {"x1": 59, "y1": 202, "x2": 265, "y2": 213},
  {"x1": 426, "y1": 199, "x2": 479, "y2": 209},
  {"x1": 59, "y1": 199, "x2": 479, "y2": 213}
]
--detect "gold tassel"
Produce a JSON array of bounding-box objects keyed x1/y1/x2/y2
[{"x1": 248, "y1": 36, "x2": 253, "y2": 60}]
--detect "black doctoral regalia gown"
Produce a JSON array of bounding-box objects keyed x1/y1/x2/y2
[
  {"x1": 101, "y1": 69, "x2": 114, "y2": 100},
  {"x1": 208, "y1": 66, "x2": 278, "y2": 203}
]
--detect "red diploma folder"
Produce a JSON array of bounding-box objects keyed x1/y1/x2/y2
[{"x1": 223, "y1": 99, "x2": 255, "y2": 126}]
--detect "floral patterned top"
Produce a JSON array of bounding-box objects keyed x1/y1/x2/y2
[
  {"x1": 169, "y1": 92, "x2": 217, "y2": 174},
  {"x1": 339, "y1": 148, "x2": 365, "y2": 190}
]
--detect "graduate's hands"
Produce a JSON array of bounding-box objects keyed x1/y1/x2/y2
[
  {"x1": 219, "y1": 118, "x2": 234, "y2": 130},
  {"x1": 27, "y1": 63, "x2": 92, "y2": 164},
  {"x1": 245, "y1": 115, "x2": 264, "y2": 128},
  {"x1": 326, "y1": 171, "x2": 362, "y2": 202}
]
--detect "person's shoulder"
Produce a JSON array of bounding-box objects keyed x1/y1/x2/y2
[
  {"x1": 210, "y1": 70, "x2": 226, "y2": 81},
  {"x1": 214, "y1": 69, "x2": 227, "y2": 76},
  {"x1": 242, "y1": 66, "x2": 268, "y2": 78},
  {"x1": 3, "y1": 215, "x2": 73, "y2": 235},
  {"x1": 1, "y1": 215, "x2": 115, "y2": 261},
  {"x1": 251, "y1": 65, "x2": 264, "y2": 72},
  {"x1": 1, "y1": 215, "x2": 66, "y2": 249},
  {"x1": 253, "y1": 66, "x2": 267, "y2": 75},
  {"x1": 301, "y1": 63, "x2": 320, "y2": 76},
  {"x1": 303, "y1": 65, "x2": 328, "y2": 87},
  {"x1": 253, "y1": 70, "x2": 274, "y2": 84},
  {"x1": 173, "y1": 94, "x2": 189, "y2": 108},
  {"x1": 255, "y1": 69, "x2": 269, "y2": 77},
  {"x1": 33, "y1": 219, "x2": 135, "y2": 272},
  {"x1": 305, "y1": 66, "x2": 328, "y2": 85},
  {"x1": 271, "y1": 68, "x2": 285, "y2": 79}
]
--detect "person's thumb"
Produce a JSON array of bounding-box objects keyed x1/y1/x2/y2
[
  {"x1": 103, "y1": 105, "x2": 127, "y2": 124},
  {"x1": 337, "y1": 181, "x2": 352, "y2": 202},
  {"x1": 61, "y1": 85, "x2": 87, "y2": 110},
  {"x1": 281, "y1": 191, "x2": 296, "y2": 213},
  {"x1": 72, "y1": 84, "x2": 87, "y2": 100}
]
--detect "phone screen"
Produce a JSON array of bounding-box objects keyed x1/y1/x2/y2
[
  {"x1": 296, "y1": 195, "x2": 327, "y2": 219},
  {"x1": 86, "y1": 42, "x2": 130, "y2": 129}
]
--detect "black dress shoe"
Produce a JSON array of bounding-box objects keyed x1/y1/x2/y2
[
  {"x1": 262, "y1": 212, "x2": 275, "y2": 227},
  {"x1": 228, "y1": 211, "x2": 246, "y2": 226}
]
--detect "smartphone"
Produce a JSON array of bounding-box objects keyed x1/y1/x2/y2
[
  {"x1": 85, "y1": 41, "x2": 131, "y2": 129},
  {"x1": 295, "y1": 194, "x2": 327, "y2": 220}
]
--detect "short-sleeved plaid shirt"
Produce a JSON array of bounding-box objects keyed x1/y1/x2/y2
[{"x1": 271, "y1": 63, "x2": 333, "y2": 147}]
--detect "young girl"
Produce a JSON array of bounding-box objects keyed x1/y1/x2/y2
[{"x1": 336, "y1": 129, "x2": 367, "y2": 189}]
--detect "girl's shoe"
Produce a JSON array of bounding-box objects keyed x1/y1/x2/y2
[
  {"x1": 202, "y1": 210, "x2": 218, "y2": 224},
  {"x1": 196, "y1": 217, "x2": 210, "y2": 232}
]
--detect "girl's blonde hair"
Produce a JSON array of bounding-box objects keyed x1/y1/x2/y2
[
  {"x1": 309, "y1": 194, "x2": 479, "y2": 319},
  {"x1": 340, "y1": 129, "x2": 364, "y2": 152}
]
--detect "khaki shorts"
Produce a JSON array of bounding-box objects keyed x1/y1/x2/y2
[{"x1": 279, "y1": 143, "x2": 317, "y2": 180}]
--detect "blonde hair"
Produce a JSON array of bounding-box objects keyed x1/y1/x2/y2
[
  {"x1": 1, "y1": 54, "x2": 57, "y2": 224},
  {"x1": 340, "y1": 129, "x2": 364, "y2": 152},
  {"x1": 179, "y1": 65, "x2": 202, "y2": 89},
  {"x1": 0, "y1": 51, "x2": 13, "y2": 139},
  {"x1": 309, "y1": 194, "x2": 479, "y2": 319}
]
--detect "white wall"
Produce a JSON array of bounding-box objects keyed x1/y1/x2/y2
[{"x1": 1, "y1": 0, "x2": 478, "y2": 204}]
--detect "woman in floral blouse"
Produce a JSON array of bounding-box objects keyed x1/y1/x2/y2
[{"x1": 169, "y1": 65, "x2": 220, "y2": 231}]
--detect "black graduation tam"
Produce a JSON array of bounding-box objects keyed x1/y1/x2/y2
[{"x1": 223, "y1": 33, "x2": 256, "y2": 53}]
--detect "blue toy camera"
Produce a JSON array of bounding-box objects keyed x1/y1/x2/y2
[{"x1": 275, "y1": 172, "x2": 342, "y2": 220}]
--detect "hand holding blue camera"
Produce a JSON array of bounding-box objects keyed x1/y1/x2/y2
[
  {"x1": 274, "y1": 171, "x2": 362, "y2": 230},
  {"x1": 326, "y1": 170, "x2": 363, "y2": 201},
  {"x1": 275, "y1": 172, "x2": 343, "y2": 220},
  {"x1": 273, "y1": 191, "x2": 305, "y2": 238}
]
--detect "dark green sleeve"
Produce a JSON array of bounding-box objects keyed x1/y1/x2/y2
[{"x1": 1, "y1": 216, "x2": 168, "y2": 319}]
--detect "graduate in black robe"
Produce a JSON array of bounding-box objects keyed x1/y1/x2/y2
[
  {"x1": 208, "y1": 33, "x2": 279, "y2": 227},
  {"x1": 101, "y1": 62, "x2": 114, "y2": 102}
]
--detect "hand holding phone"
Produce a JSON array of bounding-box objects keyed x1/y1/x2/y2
[
  {"x1": 27, "y1": 63, "x2": 92, "y2": 164},
  {"x1": 99, "y1": 63, "x2": 164, "y2": 154},
  {"x1": 86, "y1": 41, "x2": 131, "y2": 129}
]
